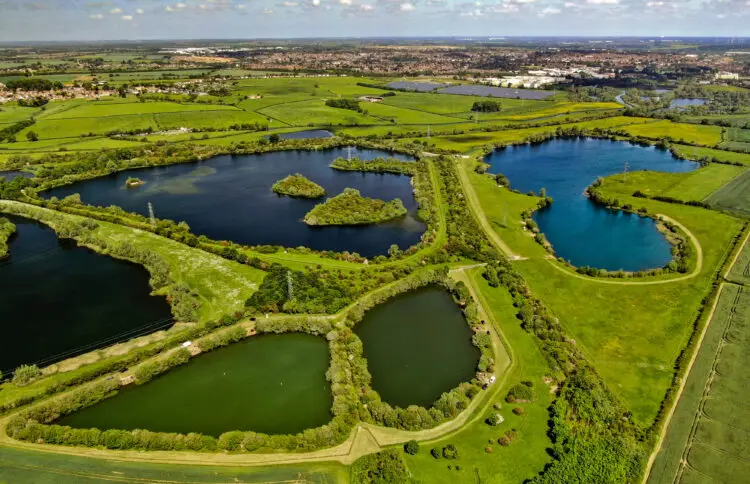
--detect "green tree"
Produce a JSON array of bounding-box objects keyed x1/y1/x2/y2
[
  {"x1": 26, "y1": 131, "x2": 39, "y2": 142},
  {"x1": 404, "y1": 439, "x2": 419, "y2": 455}
]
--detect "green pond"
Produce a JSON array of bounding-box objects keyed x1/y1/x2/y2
[
  {"x1": 58, "y1": 333, "x2": 332, "y2": 436},
  {"x1": 355, "y1": 286, "x2": 480, "y2": 408}
]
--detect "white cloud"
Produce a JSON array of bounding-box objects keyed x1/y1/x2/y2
[
  {"x1": 89, "y1": 13, "x2": 104, "y2": 19},
  {"x1": 122, "y1": 15, "x2": 133, "y2": 20},
  {"x1": 109, "y1": 7, "x2": 122, "y2": 14},
  {"x1": 136, "y1": 8, "x2": 144, "y2": 14},
  {"x1": 237, "y1": 3, "x2": 246, "y2": 8},
  {"x1": 283, "y1": 1, "x2": 299, "y2": 6},
  {"x1": 165, "y1": 5, "x2": 174, "y2": 11},
  {"x1": 263, "y1": 7, "x2": 275, "y2": 13},
  {"x1": 460, "y1": 8, "x2": 484, "y2": 15},
  {"x1": 176, "y1": 3, "x2": 187, "y2": 8},
  {"x1": 564, "y1": 1, "x2": 578, "y2": 6},
  {"x1": 400, "y1": 2, "x2": 415, "y2": 11},
  {"x1": 539, "y1": 6, "x2": 561, "y2": 14},
  {"x1": 312, "y1": 0, "x2": 321, "y2": 5},
  {"x1": 514, "y1": 0, "x2": 536, "y2": 4},
  {"x1": 340, "y1": 0, "x2": 352, "y2": 4},
  {"x1": 360, "y1": 3, "x2": 374, "y2": 10},
  {"x1": 585, "y1": 0, "x2": 618, "y2": 4}
]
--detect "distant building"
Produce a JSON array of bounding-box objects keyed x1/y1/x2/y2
[{"x1": 716, "y1": 71, "x2": 740, "y2": 80}]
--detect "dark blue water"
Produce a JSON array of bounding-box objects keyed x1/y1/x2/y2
[
  {"x1": 0, "y1": 171, "x2": 33, "y2": 181},
  {"x1": 485, "y1": 138, "x2": 698, "y2": 271},
  {"x1": 0, "y1": 215, "x2": 172, "y2": 374},
  {"x1": 278, "y1": 130, "x2": 334, "y2": 139},
  {"x1": 44, "y1": 148, "x2": 424, "y2": 257}
]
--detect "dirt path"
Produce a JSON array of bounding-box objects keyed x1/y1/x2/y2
[{"x1": 640, "y1": 226, "x2": 750, "y2": 483}]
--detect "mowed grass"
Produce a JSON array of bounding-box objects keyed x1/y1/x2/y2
[
  {"x1": 469, "y1": 164, "x2": 744, "y2": 423},
  {"x1": 706, "y1": 168, "x2": 750, "y2": 217},
  {"x1": 405, "y1": 270, "x2": 553, "y2": 484},
  {"x1": 648, "y1": 284, "x2": 750, "y2": 484},
  {"x1": 0, "y1": 446, "x2": 347, "y2": 483},
  {"x1": 618, "y1": 120, "x2": 724, "y2": 146}
]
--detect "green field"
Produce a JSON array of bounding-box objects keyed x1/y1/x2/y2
[
  {"x1": 0, "y1": 446, "x2": 347, "y2": 483},
  {"x1": 648, "y1": 283, "x2": 750, "y2": 484},
  {"x1": 706, "y1": 168, "x2": 750, "y2": 216}
]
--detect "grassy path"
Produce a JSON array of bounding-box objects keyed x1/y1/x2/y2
[
  {"x1": 455, "y1": 157, "x2": 522, "y2": 259},
  {"x1": 642, "y1": 226, "x2": 750, "y2": 483}
]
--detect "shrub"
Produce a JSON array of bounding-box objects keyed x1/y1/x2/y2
[
  {"x1": 486, "y1": 413, "x2": 504, "y2": 426},
  {"x1": 404, "y1": 439, "x2": 419, "y2": 455},
  {"x1": 442, "y1": 444, "x2": 459, "y2": 460},
  {"x1": 506, "y1": 382, "x2": 535, "y2": 403},
  {"x1": 512, "y1": 407, "x2": 525, "y2": 416},
  {"x1": 13, "y1": 364, "x2": 41, "y2": 387},
  {"x1": 431, "y1": 447, "x2": 442, "y2": 459}
]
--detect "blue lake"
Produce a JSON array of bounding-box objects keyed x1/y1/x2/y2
[
  {"x1": 485, "y1": 138, "x2": 698, "y2": 271},
  {"x1": 44, "y1": 148, "x2": 424, "y2": 258}
]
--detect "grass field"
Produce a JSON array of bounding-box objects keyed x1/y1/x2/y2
[
  {"x1": 467, "y1": 163, "x2": 744, "y2": 424},
  {"x1": 672, "y1": 144, "x2": 750, "y2": 165},
  {"x1": 0, "y1": 446, "x2": 347, "y2": 483},
  {"x1": 618, "y1": 120, "x2": 724, "y2": 146},
  {"x1": 593, "y1": 164, "x2": 747, "y2": 202},
  {"x1": 706, "y1": 168, "x2": 750, "y2": 216},
  {"x1": 647, "y1": 283, "x2": 750, "y2": 484},
  {"x1": 46, "y1": 100, "x2": 241, "y2": 119}
]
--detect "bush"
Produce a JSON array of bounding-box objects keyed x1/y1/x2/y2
[
  {"x1": 13, "y1": 364, "x2": 41, "y2": 387},
  {"x1": 512, "y1": 407, "x2": 525, "y2": 416},
  {"x1": 442, "y1": 444, "x2": 459, "y2": 460},
  {"x1": 430, "y1": 447, "x2": 442, "y2": 459},
  {"x1": 506, "y1": 382, "x2": 535, "y2": 403},
  {"x1": 351, "y1": 449, "x2": 409, "y2": 483},
  {"x1": 486, "y1": 413, "x2": 504, "y2": 426},
  {"x1": 404, "y1": 439, "x2": 419, "y2": 455}
]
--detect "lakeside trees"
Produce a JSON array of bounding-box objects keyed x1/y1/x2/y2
[
  {"x1": 271, "y1": 174, "x2": 326, "y2": 199},
  {"x1": 304, "y1": 188, "x2": 407, "y2": 226}
]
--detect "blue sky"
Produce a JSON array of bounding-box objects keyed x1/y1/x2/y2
[{"x1": 0, "y1": 0, "x2": 747, "y2": 41}]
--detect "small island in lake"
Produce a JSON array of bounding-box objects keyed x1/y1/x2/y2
[
  {"x1": 0, "y1": 217, "x2": 17, "y2": 258},
  {"x1": 272, "y1": 174, "x2": 326, "y2": 199},
  {"x1": 304, "y1": 188, "x2": 407, "y2": 226},
  {"x1": 125, "y1": 177, "x2": 145, "y2": 188}
]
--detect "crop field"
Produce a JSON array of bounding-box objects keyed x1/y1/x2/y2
[
  {"x1": 648, "y1": 283, "x2": 750, "y2": 484},
  {"x1": 705, "y1": 168, "x2": 750, "y2": 216}
]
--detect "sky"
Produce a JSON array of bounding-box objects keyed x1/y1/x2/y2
[{"x1": 0, "y1": 0, "x2": 747, "y2": 42}]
